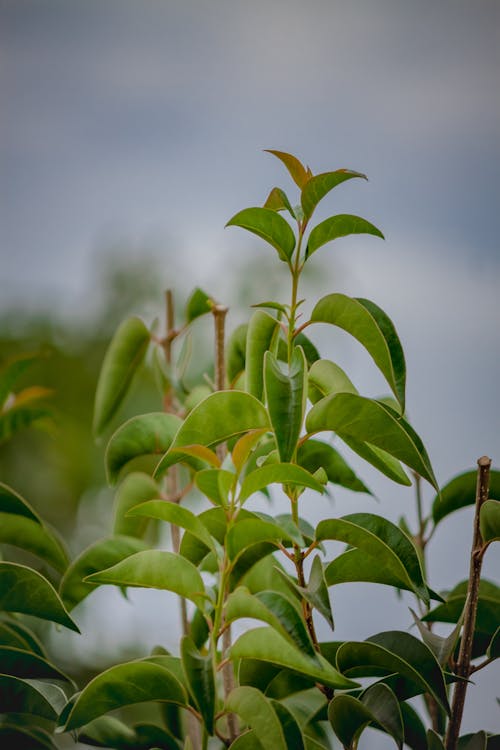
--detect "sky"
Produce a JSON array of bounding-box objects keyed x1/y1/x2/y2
[{"x1": 2, "y1": 0, "x2": 500, "y2": 744}]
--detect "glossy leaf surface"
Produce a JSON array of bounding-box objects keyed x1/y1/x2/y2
[
  {"x1": 226, "y1": 519, "x2": 295, "y2": 561},
  {"x1": 246, "y1": 310, "x2": 280, "y2": 400},
  {"x1": 226, "y1": 207, "x2": 296, "y2": 262},
  {"x1": 301, "y1": 170, "x2": 367, "y2": 220},
  {"x1": 0, "y1": 645, "x2": 72, "y2": 682},
  {"x1": 226, "y1": 686, "x2": 286, "y2": 750},
  {"x1": 93, "y1": 316, "x2": 150, "y2": 436},
  {"x1": 265, "y1": 149, "x2": 310, "y2": 188},
  {"x1": 307, "y1": 214, "x2": 384, "y2": 257},
  {"x1": 263, "y1": 186, "x2": 294, "y2": 216},
  {"x1": 308, "y1": 359, "x2": 357, "y2": 403},
  {"x1": 0, "y1": 481, "x2": 40, "y2": 520},
  {"x1": 0, "y1": 511, "x2": 68, "y2": 572},
  {"x1": 0, "y1": 675, "x2": 63, "y2": 721},
  {"x1": 341, "y1": 435, "x2": 411, "y2": 486},
  {"x1": 432, "y1": 469, "x2": 500, "y2": 526},
  {"x1": 480, "y1": 499, "x2": 500, "y2": 543},
  {"x1": 328, "y1": 683, "x2": 403, "y2": 749},
  {"x1": 128, "y1": 499, "x2": 216, "y2": 551},
  {"x1": 264, "y1": 347, "x2": 306, "y2": 462},
  {"x1": 238, "y1": 463, "x2": 324, "y2": 503}
]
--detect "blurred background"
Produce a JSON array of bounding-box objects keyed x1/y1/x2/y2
[{"x1": 1, "y1": 0, "x2": 499, "y2": 745}]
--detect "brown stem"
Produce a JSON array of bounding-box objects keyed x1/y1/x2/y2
[{"x1": 445, "y1": 456, "x2": 492, "y2": 750}]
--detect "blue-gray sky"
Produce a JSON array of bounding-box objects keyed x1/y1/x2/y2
[{"x1": 2, "y1": 1, "x2": 499, "y2": 743}]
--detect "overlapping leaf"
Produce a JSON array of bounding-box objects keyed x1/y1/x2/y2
[
  {"x1": 297, "y1": 439, "x2": 371, "y2": 494},
  {"x1": 328, "y1": 683, "x2": 403, "y2": 749},
  {"x1": 127, "y1": 499, "x2": 216, "y2": 552},
  {"x1": 113, "y1": 472, "x2": 160, "y2": 538},
  {"x1": 264, "y1": 347, "x2": 306, "y2": 462},
  {"x1": 181, "y1": 635, "x2": 215, "y2": 734},
  {"x1": 246, "y1": 310, "x2": 280, "y2": 401},
  {"x1": 0, "y1": 675, "x2": 65, "y2": 721},
  {"x1": 226, "y1": 686, "x2": 287, "y2": 750}
]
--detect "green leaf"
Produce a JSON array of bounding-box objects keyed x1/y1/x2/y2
[
  {"x1": 0, "y1": 645, "x2": 72, "y2": 683},
  {"x1": 155, "y1": 391, "x2": 270, "y2": 476},
  {"x1": 226, "y1": 207, "x2": 296, "y2": 262},
  {"x1": 265, "y1": 149, "x2": 311, "y2": 189},
  {"x1": 127, "y1": 499, "x2": 216, "y2": 552},
  {"x1": 432, "y1": 469, "x2": 500, "y2": 526},
  {"x1": 60, "y1": 535, "x2": 149, "y2": 610},
  {"x1": 226, "y1": 323, "x2": 248, "y2": 384},
  {"x1": 195, "y1": 468, "x2": 234, "y2": 507},
  {"x1": 272, "y1": 701, "x2": 306, "y2": 750},
  {"x1": 409, "y1": 607, "x2": 464, "y2": 666},
  {"x1": 0, "y1": 725, "x2": 58, "y2": 750},
  {"x1": 185, "y1": 287, "x2": 212, "y2": 323},
  {"x1": 297, "y1": 439, "x2": 371, "y2": 494},
  {"x1": 337, "y1": 631, "x2": 450, "y2": 714},
  {"x1": 308, "y1": 359, "x2": 358, "y2": 403},
  {"x1": 238, "y1": 463, "x2": 324, "y2": 503},
  {"x1": 480, "y1": 499, "x2": 500, "y2": 543},
  {"x1": 246, "y1": 310, "x2": 280, "y2": 401},
  {"x1": 0, "y1": 561, "x2": 79, "y2": 631},
  {"x1": 85, "y1": 550, "x2": 208, "y2": 608},
  {"x1": 319, "y1": 513, "x2": 429, "y2": 603},
  {"x1": 0, "y1": 352, "x2": 38, "y2": 407},
  {"x1": 487, "y1": 625, "x2": 500, "y2": 659},
  {"x1": 263, "y1": 187, "x2": 295, "y2": 217},
  {"x1": 328, "y1": 683, "x2": 403, "y2": 749},
  {"x1": 306, "y1": 393, "x2": 437, "y2": 489},
  {"x1": 93, "y1": 316, "x2": 151, "y2": 436},
  {"x1": 106, "y1": 413, "x2": 182, "y2": 484},
  {"x1": 0, "y1": 481, "x2": 41, "y2": 521},
  {"x1": 303, "y1": 555, "x2": 334, "y2": 629},
  {"x1": 310, "y1": 295, "x2": 405, "y2": 411},
  {"x1": 225, "y1": 587, "x2": 317, "y2": 659},
  {"x1": 422, "y1": 580, "x2": 500, "y2": 636},
  {"x1": 0, "y1": 620, "x2": 44, "y2": 654},
  {"x1": 399, "y1": 702, "x2": 428, "y2": 750},
  {"x1": 181, "y1": 635, "x2": 215, "y2": 734},
  {"x1": 457, "y1": 732, "x2": 488, "y2": 750},
  {"x1": 264, "y1": 347, "x2": 307, "y2": 462},
  {"x1": 340, "y1": 435, "x2": 411, "y2": 486},
  {"x1": 226, "y1": 687, "x2": 286, "y2": 750},
  {"x1": 231, "y1": 627, "x2": 357, "y2": 689},
  {"x1": 427, "y1": 729, "x2": 445, "y2": 750},
  {"x1": 57, "y1": 659, "x2": 188, "y2": 732},
  {"x1": 307, "y1": 214, "x2": 384, "y2": 257},
  {"x1": 0, "y1": 674, "x2": 63, "y2": 721},
  {"x1": 301, "y1": 169, "x2": 367, "y2": 221},
  {"x1": 76, "y1": 716, "x2": 139, "y2": 749},
  {"x1": 0, "y1": 400, "x2": 52, "y2": 444},
  {"x1": 226, "y1": 519, "x2": 295, "y2": 561},
  {"x1": 0, "y1": 512, "x2": 68, "y2": 573},
  {"x1": 113, "y1": 472, "x2": 160, "y2": 538}
]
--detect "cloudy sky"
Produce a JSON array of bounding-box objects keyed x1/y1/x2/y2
[{"x1": 2, "y1": 1, "x2": 499, "y2": 743}]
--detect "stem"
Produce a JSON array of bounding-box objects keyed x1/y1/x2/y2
[{"x1": 445, "y1": 456, "x2": 491, "y2": 750}]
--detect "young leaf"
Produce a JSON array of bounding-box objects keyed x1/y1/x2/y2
[
  {"x1": 0, "y1": 562, "x2": 79, "y2": 632},
  {"x1": 106, "y1": 412, "x2": 182, "y2": 484},
  {"x1": 85, "y1": 550, "x2": 208, "y2": 608},
  {"x1": 306, "y1": 393, "x2": 437, "y2": 489},
  {"x1": 297, "y1": 439, "x2": 371, "y2": 494},
  {"x1": 93, "y1": 316, "x2": 150, "y2": 436},
  {"x1": 185, "y1": 287, "x2": 213, "y2": 323},
  {"x1": 232, "y1": 428, "x2": 269, "y2": 473},
  {"x1": 301, "y1": 169, "x2": 367, "y2": 221},
  {"x1": 113, "y1": 472, "x2": 160, "y2": 538},
  {"x1": 318, "y1": 513, "x2": 429, "y2": 603},
  {"x1": 57, "y1": 659, "x2": 188, "y2": 732},
  {"x1": 264, "y1": 347, "x2": 307, "y2": 462},
  {"x1": 306, "y1": 214, "x2": 384, "y2": 257},
  {"x1": 328, "y1": 683, "x2": 403, "y2": 750},
  {"x1": 226, "y1": 207, "x2": 296, "y2": 262},
  {"x1": 226, "y1": 686, "x2": 287, "y2": 750},
  {"x1": 265, "y1": 149, "x2": 311, "y2": 189},
  {"x1": 127, "y1": 499, "x2": 216, "y2": 552},
  {"x1": 432, "y1": 470, "x2": 500, "y2": 526},
  {"x1": 0, "y1": 511, "x2": 68, "y2": 573},
  {"x1": 155, "y1": 391, "x2": 270, "y2": 476},
  {"x1": 263, "y1": 187, "x2": 295, "y2": 218},
  {"x1": 480, "y1": 499, "x2": 500, "y2": 543},
  {"x1": 246, "y1": 310, "x2": 280, "y2": 401},
  {"x1": 60, "y1": 535, "x2": 148, "y2": 611},
  {"x1": 310, "y1": 294, "x2": 405, "y2": 411},
  {"x1": 238, "y1": 464, "x2": 324, "y2": 504},
  {"x1": 181, "y1": 635, "x2": 215, "y2": 734}
]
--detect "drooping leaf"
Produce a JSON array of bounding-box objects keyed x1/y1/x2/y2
[
  {"x1": 336, "y1": 631, "x2": 450, "y2": 714},
  {"x1": 226, "y1": 686, "x2": 286, "y2": 750},
  {"x1": 106, "y1": 413, "x2": 182, "y2": 484},
  {"x1": 265, "y1": 149, "x2": 311, "y2": 189},
  {"x1": 409, "y1": 607, "x2": 464, "y2": 666},
  {"x1": 340, "y1": 434, "x2": 411, "y2": 486},
  {"x1": 306, "y1": 393, "x2": 437, "y2": 489},
  {"x1": 432, "y1": 470, "x2": 500, "y2": 526},
  {"x1": 319, "y1": 513, "x2": 428, "y2": 603},
  {"x1": 85, "y1": 550, "x2": 208, "y2": 608},
  {"x1": 310, "y1": 295, "x2": 405, "y2": 411},
  {"x1": 181, "y1": 635, "x2": 215, "y2": 734},
  {"x1": 226, "y1": 323, "x2": 248, "y2": 384},
  {"x1": 246, "y1": 310, "x2": 280, "y2": 401},
  {"x1": 113, "y1": 472, "x2": 161, "y2": 538},
  {"x1": 127, "y1": 499, "x2": 216, "y2": 552},
  {"x1": 93, "y1": 316, "x2": 150, "y2": 436},
  {"x1": 0, "y1": 645, "x2": 73, "y2": 683},
  {"x1": 297, "y1": 439, "x2": 371, "y2": 494},
  {"x1": 57, "y1": 659, "x2": 188, "y2": 732},
  {"x1": 480, "y1": 499, "x2": 500, "y2": 543},
  {"x1": 264, "y1": 346, "x2": 306, "y2": 462},
  {"x1": 0, "y1": 562, "x2": 79, "y2": 631},
  {"x1": 238, "y1": 463, "x2": 324, "y2": 503},
  {"x1": 0, "y1": 674, "x2": 63, "y2": 721},
  {"x1": 307, "y1": 214, "x2": 384, "y2": 257},
  {"x1": 301, "y1": 169, "x2": 367, "y2": 221},
  {"x1": 226, "y1": 207, "x2": 296, "y2": 262},
  {"x1": 328, "y1": 683, "x2": 403, "y2": 749},
  {"x1": 60, "y1": 535, "x2": 148, "y2": 611},
  {"x1": 155, "y1": 392, "x2": 270, "y2": 476},
  {"x1": 185, "y1": 287, "x2": 213, "y2": 323},
  {"x1": 0, "y1": 512, "x2": 68, "y2": 573},
  {"x1": 195, "y1": 468, "x2": 234, "y2": 507},
  {"x1": 230, "y1": 627, "x2": 357, "y2": 689}
]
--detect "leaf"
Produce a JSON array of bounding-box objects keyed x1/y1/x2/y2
[
  {"x1": 336, "y1": 631, "x2": 450, "y2": 714},
  {"x1": 226, "y1": 686, "x2": 286, "y2": 750},
  {"x1": 238, "y1": 463, "x2": 324, "y2": 503},
  {"x1": 422, "y1": 580, "x2": 500, "y2": 636},
  {"x1": 0, "y1": 674, "x2": 62, "y2": 721},
  {"x1": 0, "y1": 620, "x2": 43, "y2": 654},
  {"x1": 57, "y1": 659, "x2": 188, "y2": 732},
  {"x1": 487, "y1": 626, "x2": 500, "y2": 659},
  {"x1": 303, "y1": 555, "x2": 334, "y2": 629},
  {"x1": 432, "y1": 469, "x2": 500, "y2": 526},
  {"x1": 106, "y1": 412, "x2": 182, "y2": 484},
  {"x1": 195, "y1": 468, "x2": 234, "y2": 507},
  {"x1": 0, "y1": 352, "x2": 38, "y2": 407},
  {"x1": 181, "y1": 635, "x2": 215, "y2": 734},
  {"x1": 93, "y1": 316, "x2": 151, "y2": 436},
  {"x1": 409, "y1": 607, "x2": 464, "y2": 666},
  {"x1": 297, "y1": 439, "x2": 371, "y2": 494},
  {"x1": 319, "y1": 513, "x2": 429, "y2": 602},
  {"x1": 0, "y1": 481, "x2": 40, "y2": 521},
  {"x1": 272, "y1": 701, "x2": 306, "y2": 750},
  {"x1": 0, "y1": 401, "x2": 52, "y2": 444},
  {"x1": 427, "y1": 729, "x2": 445, "y2": 750},
  {"x1": 328, "y1": 683, "x2": 403, "y2": 749},
  {"x1": 85, "y1": 550, "x2": 208, "y2": 608},
  {"x1": 232, "y1": 429, "x2": 269, "y2": 473},
  {"x1": 127, "y1": 499, "x2": 216, "y2": 552},
  {"x1": 457, "y1": 732, "x2": 488, "y2": 750},
  {"x1": 225, "y1": 587, "x2": 317, "y2": 659},
  {"x1": 306, "y1": 393, "x2": 437, "y2": 489},
  {"x1": 308, "y1": 359, "x2": 358, "y2": 403},
  {"x1": 340, "y1": 435, "x2": 411, "y2": 486},
  {"x1": 0, "y1": 645, "x2": 72, "y2": 683},
  {"x1": 264, "y1": 347, "x2": 307, "y2": 462},
  {"x1": 0, "y1": 725, "x2": 58, "y2": 750},
  {"x1": 113, "y1": 472, "x2": 160, "y2": 538},
  {"x1": 0, "y1": 512, "x2": 68, "y2": 573},
  {"x1": 246, "y1": 310, "x2": 280, "y2": 401},
  {"x1": 226, "y1": 323, "x2": 248, "y2": 383},
  {"x1": 226, "y1": 207, "x2": 296, "y2": 262},
  {"x1": 265, "y1": 149, "x2": 311, "y2": 189},
  {"x1": 480, "y1": 499, "x2": 500, "y2": 543},
  {"x1": 0, "y1": 562, "x2": 79, "y2": 631},
  {"x1": 307, "y1": 214, "x2": 384, "y2": 257},
  {"x1": 230, "y1": 627, "x2": 358, "y2": 689},
  {"x1": 263, "y1": 187, "x2": 295, "y2": 217},
  {"x1": 76, "y1": 716, "x2": 139, "y2": 749},
  {"x1": 226, "y1": 519, "x2": 295, "y2": 561},
  {"x1": 155, "y1": 391, "x2": 270, "y2": 476},
  {"x1": 301, "y1": 169, "x2": 367, "y2": 221},
  {"x1": 310, "y1": 295, "x2": 405, "y2": 411},
  {"x1": 399, "y1": 702, "x2": 428, "y2": 750},
  {"x1": 185, "y1": 287, "x2": 212, "y2": 323}
]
